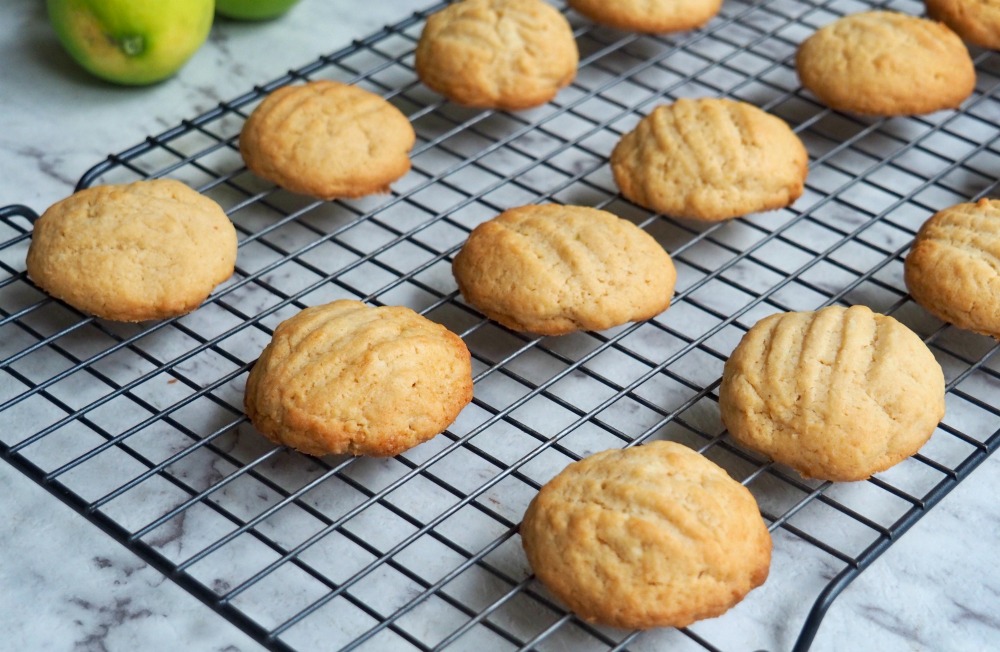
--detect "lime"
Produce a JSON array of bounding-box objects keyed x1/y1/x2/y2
[
  {"x1": 47, "y1": 0, "x2": 214, "y2": 85},
  {"x1": 215, "y1": 0, "x2": 300, "y2": 20}
]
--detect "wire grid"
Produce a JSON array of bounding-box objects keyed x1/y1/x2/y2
[{"x1": 3, "y1": 0, "x2": 1000, "y2": 650}]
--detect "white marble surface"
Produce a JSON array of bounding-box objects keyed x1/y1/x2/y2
[
  {"x1": 1, "y1": 0, "x2": 999, "y2": 651},
  {"x1": 0, "y1": 2, "x2": 429, "y2": 651}
]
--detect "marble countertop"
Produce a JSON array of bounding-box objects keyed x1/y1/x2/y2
[{"x1": 1, "y1": 1, "x2": 997, "y2": 651}]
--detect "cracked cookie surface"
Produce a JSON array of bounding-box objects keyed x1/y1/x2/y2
[
  {"x1": 568, "y1": 0, "x2": 722, "y2": 33},
  {"x1": 719, "y1": 305, "x2": 945, "y2": 481},
  {"x1": 795, "y1": 11, "x2": 975, "y2": 115},
  {"x1": 239, "y1": 80, "x2": 415, "y2": 200},
  {"x1": 415, "y1": 0, "x2": 579, "y2": 110},
  {"x1": 926, "y1": 0, "x2": 1000, "y2": 50},
  {"x1": 26, "y1": 179, "x2": 238, "y2": 322},
  {"x1": 611, "y1": 97, "x2": 808, "y2": 222},
  {"x1": 452, "y1": 204, "x2": 676, "y2": 335},
  {"x1": 905, "y1": 199, "x2": 1000, "y2": 338},
  {"x1": 244, "y1": 299, "x2": 473, "y2": 457},
  {"x1": 520, "y1": 441, "x2": 772, "y2": 629}
]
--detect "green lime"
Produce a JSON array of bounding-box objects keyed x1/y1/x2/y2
[
  {"x1": 215, "y1": 0, "x2": 301, "y2": 21},
  {"x1": 47, "y1": 0, "x2": 214, "y2": 85}
]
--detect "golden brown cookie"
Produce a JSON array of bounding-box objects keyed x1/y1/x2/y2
[
  {"x1": 905, "y1": 199, "x2": 1000, "y2": 337},
  {"x1": 719, "y1": 305, "x2": 946, "y2": 482},
  {"x1": 795, "y1": 11, "x2": 975, "y2": 116},
  {"x1": 244, "y1": 300, "x2": 473, "y2": 457},
  {"x1": 26, "y1": 179, "x2": 237, "y2": 322},
  {"x1": 415, "y1": 0, "x2": 579, "y2": 110},
  {"x1": 239, "y1": 80, "x2": 415, "y2": 200},
  {"x1": 611, "y1": 98, "x2": 808, "y2": 222},
  {"x1": 520, "y1": 441, "x2": 772, "y2": 629},
  {"x1": 926, "y1": 0, "x2": 1000, "y2": 50},
  {"x1": 568, "y1": 0, "x2": 722, "y2": 33},
  {"x1": 452, "y1": 205, "x2": 676, "y2": 335}
]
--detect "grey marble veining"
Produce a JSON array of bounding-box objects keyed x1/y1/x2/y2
[
  {"x1": 0, "y1": 3, "x2": 431, "y2": 651},
  {"x1": 2, "y1": 0, "x2": 1000, "y2": 651},
  {"x1": 0, "y1": 462, "x2": 261, "y2": 652}
]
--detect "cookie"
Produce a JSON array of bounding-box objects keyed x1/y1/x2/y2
[
  {"x1": 905, "y1": 199, "x2": 1000, "y2": 337},
  {"x1": 719, "y1": 305, "x2": 946, "y2": 482},
  {"x1": 568, "y1": 0, "x2": 721, "y2": 33},
  {"x1": 415, "y1": 0, "x2": 579, "y2": 110},
  {"x1": 926, "y1": 0, "x2": 1000, "y2": 50},
  {"x1": 520, "y1": 441, "x2": 772, "y2": 629},
  {"x1": 26, "y1": 179, "x2": 237, "y2": 322},
  {"x1": 244, "y1": 300, "x2": 473, "y2": 457},
  {"x1": 795, "y1": 11, "x2": 975, "y2": 116},
  {"x1": 611, "y1": 98, "x2": 808, "y2": 222},
  {"x1": 239, "y1": 80, "x2": 415, "y2": 200},
  {"x1": 452, "y1": 205, "x2": 676, "y2": 335}
]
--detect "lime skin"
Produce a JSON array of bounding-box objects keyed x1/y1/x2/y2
[
  {"x1": 47, "y1": 0, "x2": 214, "y2": 85},
  {"x1": 215, "y1": 0, "x2": 301, "y2": 20}
]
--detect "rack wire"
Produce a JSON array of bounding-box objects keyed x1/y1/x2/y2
[{"x1": 3, "y1": 0, "x2": 1000, "y2": 650}]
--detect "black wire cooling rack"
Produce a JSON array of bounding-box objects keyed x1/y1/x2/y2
[{"x1": 3, "y1": 0, "x2": 1000, "y2": 650}]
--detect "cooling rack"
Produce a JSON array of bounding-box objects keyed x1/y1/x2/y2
[{"x1": 3, "y1": 0, "x2": 1000, "y2": 650}]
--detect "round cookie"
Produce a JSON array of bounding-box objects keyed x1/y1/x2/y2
[
  {"x1": 611, "y1": 98, "x2": 808, "y2": 222},
  {"x1": 244, "y1": 300, "x2": 473, "y2": 457},
  {"x1": 26, "y1": 179, "x2": 237, "y2": 322},
  {"x1": 452, "y1": 205, "x2": 676, "y2": 335},
  {"x1": 719, "y1": 305, "x2": 946, "y2": 482},
  {"x1": 520, "y1": 441, "x2": 772, "y2": 630},
  {"x1": 926, "y1": 0, "x2": 1000, "y2": 50},
  {"x1": 239, "y1": 80, "x2": 415, "y2": 200},
  {"x1": 568, "y1": 0, "x2": 721, "y2": 33},
  {"x1": 795, "y1": 11, "x2": 975, "y2": 116},
  {"x1": 905, "y1": 199, "x2": 1000, "y2": 337},
  {"x1": 415, "y1": 0, "x2": 579, "y2": 110}
]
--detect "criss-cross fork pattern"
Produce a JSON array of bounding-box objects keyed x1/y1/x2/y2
[{"x1": 2, "y1": 0, "x2": 1000, "y2": 650}]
